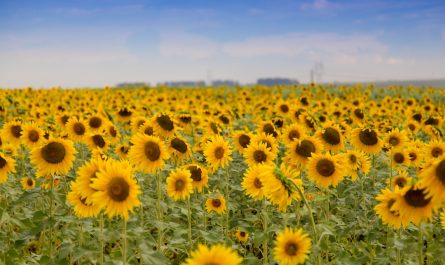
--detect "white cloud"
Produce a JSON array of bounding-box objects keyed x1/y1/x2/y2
[
  {"x1": 301, "y1": 0, "x2": 330, "y2": 10},
  {"x1": 159, "y1": 31, "x2": 219, "y2": 59}
]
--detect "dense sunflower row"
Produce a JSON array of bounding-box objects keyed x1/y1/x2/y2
[{"x1": 0, "y1": 84, "x2": 444, "y2": 265}]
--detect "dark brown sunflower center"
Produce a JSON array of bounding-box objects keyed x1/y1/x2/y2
[
  {"x1": 254, "y1": 177, "x2": 263, "y2": 189},
  {"x1": 144, "y1": 126, "x2": 154, "y2": 136},
  {"x1": 210, "y1": 123, "x2": 219, "y2": 134},
  {"x1": 26, "y1": 178, "x2": 34, "y2": 186},
  {"x1": 11, "y1": 125, "x2": 22, "y2": 138},
  {"x1": 188, "y1": 166, "x2": 202, "y2": 181},
  {"x1": 253, "y1": 150, "x2": 267, "y2": 163},
  {"x1": 92, "y1": 135, "x2": 106, "y2": 148},
  {"x1": 389, "y1": 137, "x2": 399, "y2": 146},
  {"x1": 404, "y1": 188, "x2": 431, "y2": 207},
  {"x1": 263, "y1": 124, "x2": 277, "y2": 137},
  {"x1": 156, "y1": 114, "x2": 174, "y2": 131},
  {"x1": 409, "y1": 152, "x2": 417, "y2": 161},
  {"x1": 358, "y1": 129, "x2": 378, "y2": 146},
  {"x1": 387, "y1": 198, "x2": 399, "y2": 216},
  {"x1": 296, "y1": 140, "x2": 316, "y2": 158},
  {"x1": 109, "y1": 127, "x2": 117, "y2": 137},
  {"x1": 240, "y1": 231, "x2": 246, "y2": 237},
  {"x1": 212, "y1": 199, "x2": 221, "y2": 207},
  {"x1": 394, "y1": 177, "x2": 407, "y2": 188},
  {"x1": 354, "y1": 109, "x2": 364, "y2": 119},
  {"x1": 61, "y1": 115, "x2": 69, "y2": 125},
  {"x1": 349, "y1": 154, "x2": 357, "y2": 163},
  {"x1": 238, "y1": 134, "x2": 251, "y2": 148},
  {"x1": 260, "y1": 140, "x2": 272, "y2": 150},
  {"x1": 144, "y1": 141, "x2": 161, "y2": 161},
  {"x1": 80, "y1": 197, "x2": 89, "y2": 206},
  {"x1": 0, "y1": 156, "x2": 7, "y2": 169},
  {"x1": 120, "y1": 146, "x2": 129, "y2": 154},
  {"x1": 118, "y1": 108, "x2": 132, "y2": 117},
  {"x1": 179, "y1": 116, "x2": 191, "y2": 123},
  {"x1": 214, "y1": 147, "x2": 225, "y2": 159},
  {"x1": 288, "y1": 130, "x2": 300, "y2": 141},
  {"x1": 393, "y1": 153, "x2": 404, "y2": 164},
  {"x1": 171, "y1": 138, "x2": 187, "y2": 153},
  {"x1": 408, "y1": 124, "x2": 416, "y2": 131},
  {"x1": 285, "y1": 242, "x2": 298, "y2": 256},
  {"x1": 431, "y1": 147, "x2": 443, "y2": 158},
  {"x1": 28, "y1": 130, "x2": 39, "y2": 142},
  {"x1": 280, "y1": 104, "x2": 289, "y2": 113},
  {"x1": 219, "y1": 115, "x2": 229, "y2": 124},
  {"x1": 322, "y1": 127, "x2": 340, "y2": 145},
  {"x1": 89, "y1": 117, "x2": 102, "y2": 128},
  {"x1": 175, "y1": 179, "x2": 185, "y2": 191},
  {"x1": 41, "y1": 142, "x2": 66, "y2": 164},
  {"x1": 436, "y1": 160, "x2": 445, "y2": 186},
  {"x1": 73, "y1": 122, "x2": 86, "y2": 135},
  {"x1": 137, "y1": 120, "x2": 145, "y2": 128},
  {"x1": 107, "y1": 177, "x2": 130, "y2": 202},
  {"x1": 316, "y1": 159, "x2": 335, "y2": 177}
]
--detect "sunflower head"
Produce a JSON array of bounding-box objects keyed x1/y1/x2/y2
[
  {"x1": 274, "y1": 227, "x2": 311, "y2": 265},
  {"x1": 205, "y1": 195, "x2": 226, "y2": 214},
  {"x1": 30, "y1": 138, "x2": 76, "y2": 177},
  {"x1": 166, "y1": 169, "x2": 193, "y2": 201}
]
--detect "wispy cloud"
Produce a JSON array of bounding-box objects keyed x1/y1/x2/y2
[
  {"x1": 301, "y1": 0, "x2": 330, "y2": 10},
  {"x1": 159, "y1": 31, "x2": 219, "y2": 59}
]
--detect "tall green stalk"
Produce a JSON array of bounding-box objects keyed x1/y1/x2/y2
[
  {"x1": 122, "y1": 219, "x2": 127, "y2": 265},
  {"x1": 187, "y1": 197, "x2": 192, "y2": 249}
]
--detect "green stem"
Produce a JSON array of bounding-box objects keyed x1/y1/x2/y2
[
  {"x1": 49, "y1": 176, "x2": 54, "y2": 259},
  {"x1": 418, "y1": 223, "x2": 423, "y2": 265},
  {"x1": 187, "y1": 197, "x2": 192, "y2": 249},
  {"x1": 122, "y1": 219, "x2": 127, "y2": 265},
  {"x1": 396, "y1": 229, "x2": 401, "y2": 265},
  {"x1": 99, "y1": 213, "x2": 104, "y2": 265},
  {"x1": 225, "y1": 167, "x2": 230, "y2": 242},
  {"x1": 156, "y1": 173, "x2": 163, "y2": 251},
  {"x1": 262, "y1": 199, "x2": 268, "y2": 265}
]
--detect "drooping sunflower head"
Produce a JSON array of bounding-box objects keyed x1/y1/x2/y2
[
  {"x1": 316, "y1": 123, "x2": 344, "y2": 151},
  {"x1": 374, "y1": 188, "x2": 409, "y2": 229},
  {"x1": 205, "y1": 195, "x2": 226, "y2": 214},
  {"x1": 258, "y1": 121, "x2": 279, "y2": 138},
  {"x1": 152, "y1": 113, "x2": 175, "y2": 138},
  {"x1": 183, "y1": 164, "x2": 209, "y2": 193},
  {"x1": 85, "y1": 133, "x2": 108, "y2": 151},
  {"x1": 90, "y1": 159, "x2": 141, "y2": 220},
  {"x1": 75, "y1": 159, "x2": 104, "y2": 204},
  {"x1": 274, "y1": 227, "x2": 311, "y2": 265},
  {"x1": 30, "y1": 138, "x2": 76, "y2": 177},
  {"x1": 169, "y1": 136, "x2": 192, "y2": 163},
  {"x1": 420, "y1": 158, "x2": 445, "y2": 203},
  {"x1": 166, "y1": 169, "x2": 193, "y2": 201},
  {"x1": 181, "y1": 244, "x2": 243, "y2": 265},
  {"x1": 116, "y1": 107, "x2": 133, "y2": 122},
  {"x1": 232, "y1": 131, "x2": 252, "y2": 152},
  {"x1": 128, "y1": 133, "x2": 169, "y2": 173},
  {"x1": 350, "y1": 127, "x2": 382, "y2": 154},
  {"x1": 287, "y1": 137, "x2": 323, "y2": 166}
]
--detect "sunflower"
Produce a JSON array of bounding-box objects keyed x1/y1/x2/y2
[
  {"x1": 67, "y1": 184, "x2": 101, "y2": 218},
  {"x1": 420, "y1": 158, "x2": 445, "y2": 203},
  {"x1": 168, "y1": 136, "x2": 192, "y2": 162},
  {"x1": 341, "y1": 150, "x2": 370, "y2": 180},
  {"x1": 65, "y1": 117, "x2": 88, "y2": 141},
  {"x1": 316, "y1": 124, "x2": 345, "y2": 152},
  {"x1": 232, "y1": 131, "x2": 252, "y2": 152},
  {"x1": 138, "y1": 123, "x2": 156, "y2": 136},
  {"x1": 391, "y1": 171, "x2": 411, "y2": 189},
  {"x1": 390, "y1": 149, "x2": 409, "y2": 168},
  {"x1": 166, "y1": 169, "x2": 193, "y2": 201},
  {"x1": 307, "y1": 153, "x2": 345, "y2": 188},
  {"x1": 75, "y1": 159, "x2": 104, "y2": 203},
  {"x1": 116, "y1": 107, "x2": 133, "y2": 123},
  {"x1": 115, "y1": 144, "x2": 130, "y2": 159},
  {"x1": 406, "y1": 146, "x2": 422, "y2": 167},
  {"x1": 350, "y1": 127, "x2": 383, "y2": 154},
  {"x1": 131, "y1": 116, "x2": 148, "y2": 133},
  {"x1": 374, "y1": 188, "x2": 409, "y2": 229},
  {"x1": 282, "y1": 123, "x2": 306, "y2": 146},
  {"x1": 183, "y1": 164, "x2": 209, "y2": 193},
  {"x1": 128, "y1": 133, "x2": 169, "y2": 173},
  {"x1": 90, "y1": 159, "x2": 141, "y2": 220},
  {"x1": 441, "y1": 211, "x2": 445, "y2": 230},
  {"x1": 87, "y1": 115, "x2": 105, "y2": 132},
  {"x1": 1, "y1": 120, "x2": 23, "y2": 144},
  {"x1": 235, "y1": 229, "x2": 249, "y2": 243},
  {"x1": 424, "y1": 141, "x2": 445, "y2": 160},
  {"x1": 286, "y1": 136, "x2": 323, "y2": 166},
  {"x1": 85, "y1": 133, "x2": 108, "y2": 151},
  {"x1": 274, "y1": 227, "x2": 311, "y2": 265},
  {"x1": 30, "y1": 138, "x2": 76, "y2": 177},
  {"x1": 242, "y1": 165, "x2": 265, "y2": 200},
  {"x1": 21, "y1": 123, "x2": 44, "y2": 149},
  {"x1": 258, "y1": 121, "x2": 279, "y2": 138},
  {"x1": 0, "y1": 154, "x2": 15, "y2": 183},
  {"x1": 105, "y1": 123, "x2": 119, "y2": 143},
  {"x1": 391, "y1": 183, "x2": 437, "y2": 225},
  {"x1": 152, "y1": 113, "x2": 176, "y2": 138},
  {"x1": 206, "y1": 195, "x2": 226, "y2": 214},
  {"x1": 243, "y1": 142, "x2": 276, "y2": 167},
  {"x1": 259, "y1": 164, "x2": 303, "y2": 212},
  {"x1": 384, "y1": 128, "x2": 408, "y2": 149},
  {"x1": 20, "y1": 177, "x2": 36, "y2": 190},
  {"x1": 203, "y1": 135, "x2": 232, "y2": 171},
  {"x1": 250, "y1": 133, "x2": 278, "y2": 154},
  {"x1": 181, "y1": 244, "x2": 243, "y2": 265}
]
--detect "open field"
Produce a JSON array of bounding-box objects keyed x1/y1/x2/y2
[{"x1": 1, "y1": 84, "x2": 445, "y2": 265}]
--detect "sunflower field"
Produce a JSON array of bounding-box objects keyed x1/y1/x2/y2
[{"x1": 1, "y1": 84, "x2": 445, "y2": 265}]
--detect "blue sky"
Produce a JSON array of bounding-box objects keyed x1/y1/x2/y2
[{"x1": 1, "y1": 0, "x2": 445, "y2": 87}]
